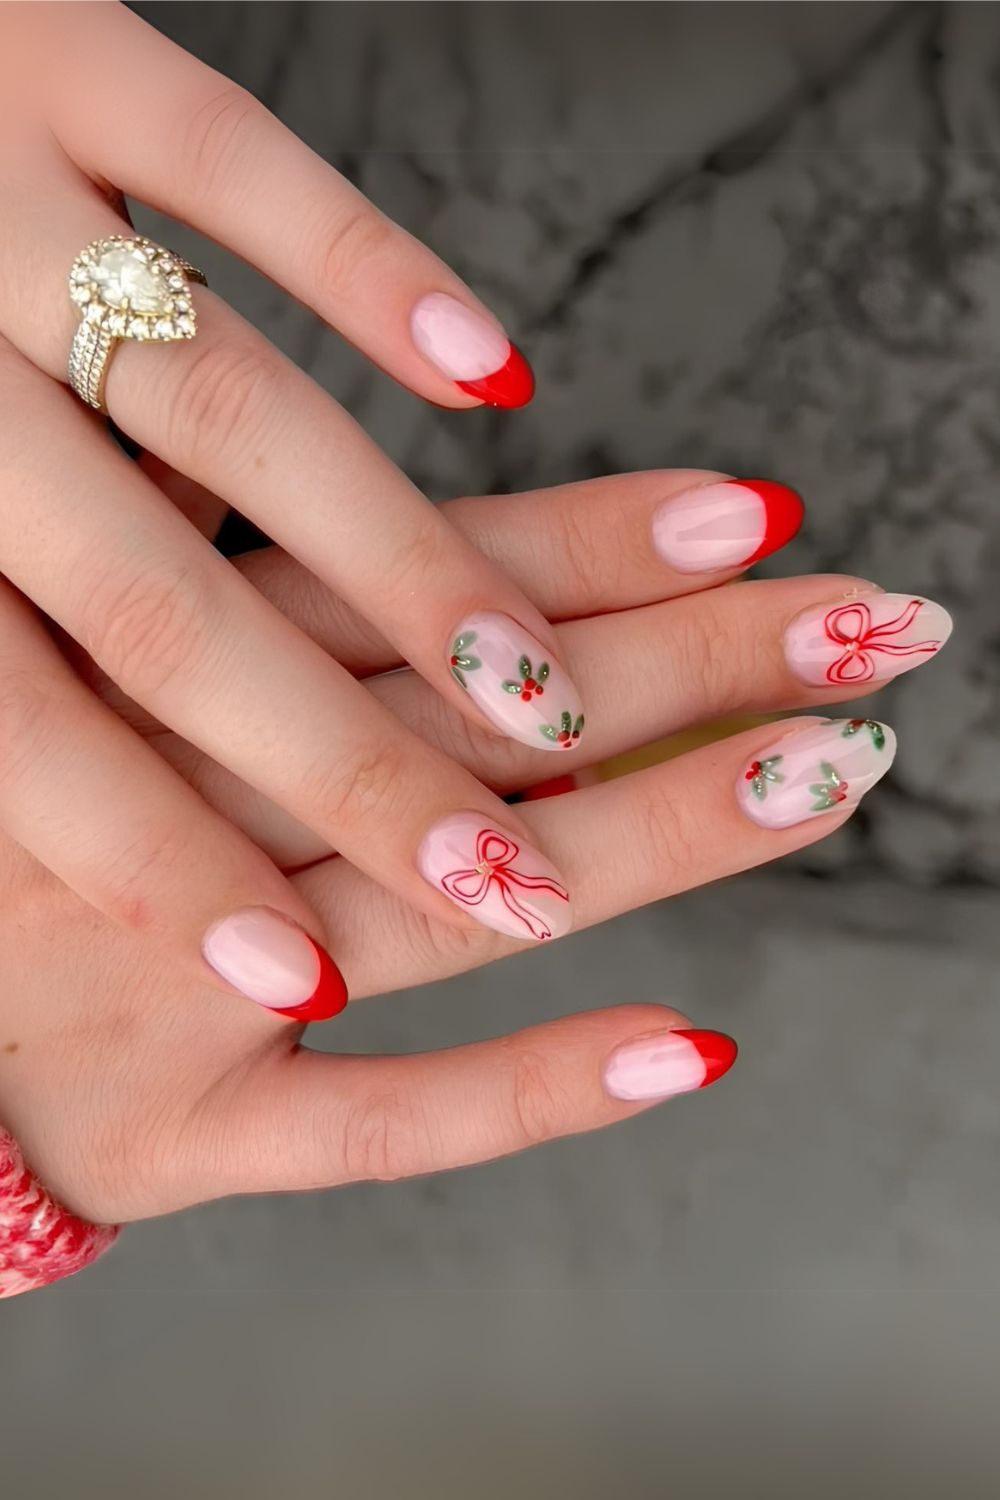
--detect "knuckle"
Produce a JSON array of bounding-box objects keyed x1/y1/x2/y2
[
  {"x1": 377, "y1": 521, "x2": 449, "y2": 602},
  {"x1": 634, "y1": 786, "x2": 699, "y2": 889},
  {"x1": 0, "y1": 667, "x2": 61, "y2": 794},
  {"x1": 680, "y1": 595, "x2": 750, "y2": 714},
  {"x1": 340, "y1": 1090, "x2": 420, "y2": 1181},
  {"x1": 506, "y1": 1044, "x2": 568, "y2": 1148},
  {"x1": 94, "y1": 822, "x2": 189, "y2": 934},
  {"x1": 79, "y1": 555, "x2": 213, "y2": 698},
  {"x1": 164, "y1": 337, "x2": 281, "y2": 475},
  {"x1": 307, "y1": 204, "x2": 396, "y2": 303},
  {"x1": 181, "y1": 83, "x2": 264, "y2": 201},
  {"x1": 300, "y1": 740, "x2": 410, "y2": 835}
]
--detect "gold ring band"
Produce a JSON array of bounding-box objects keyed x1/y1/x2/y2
[{"x1": 67, "y1": 235, "x2": 206, "y2": 412}]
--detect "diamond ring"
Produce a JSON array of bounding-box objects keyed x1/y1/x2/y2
[{"x1": 67, "y1": 235, "x2": 207, "y2": 412}]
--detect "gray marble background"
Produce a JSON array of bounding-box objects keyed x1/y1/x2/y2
[{"x1": 4, "y1": 4, "x2": 1000, "y2": 1494}]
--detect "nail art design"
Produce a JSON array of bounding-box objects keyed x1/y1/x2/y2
[
  {"x1": 418, "y1": 814, "x2": 572, "y2": 942},
  {"x1": 745, "y1": 754, "x2": 785, "y2": 800},
  {"x1": 410, "y1": 292, "x2": 535, "y2": 409},
  {"x1": 202, "y1": 908, "x2": 348, "y2": 1022},
  {"x1": 784, "y1": 594, "x2": 952, "y2": 687},
  {"x1": 842, "y1": 718, "x2": 887, "y2": 750},
  {"x1": 604, "y1": 1028, "x2": 738, "y2": 1101},
  {"x1": 737, "y1": 718, "x2": 896, "y2": 830},
  {"x1": 540, "y1": 711, "x2": 585, "y2": 748},
  {"x1": 449, "y1": 631, "x2": 482, "y2": 690},
  {"x1": 449, "y1": 612, "x2": 584, "y2": 752},
  {"x1": 651, "y1": 479, "x2": 804, "y2": 574}
]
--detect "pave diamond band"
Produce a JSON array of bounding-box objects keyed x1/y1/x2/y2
[{"x1": 67, "y1": 234, "x2": 206, "y2": 411}]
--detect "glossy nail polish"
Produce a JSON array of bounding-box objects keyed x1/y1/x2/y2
[
  {"x1": 449, "y1": 612, "x2": 585, "y2": 752},
  {"x1": 202, "y1": 908, "x2": 348, "y2": 1021},
  {"x1": 652, "y1": 479, "x2": 804, "y2": 573},
  {"x1": 604, "y1": 1028, "x2": 738, "y2": 1101},
  {"x1": 418, "y1": 813, "x2": 572, "y2": 942},
  {"x1": 410, "y1": 292, "x2": 535, "y2": 408},
  {"x1": 737, "y1": 717, "x2": 896, "y2": 830},
  {"x1": 784, "y1": 593, "x2": 952, "y2": 687}
]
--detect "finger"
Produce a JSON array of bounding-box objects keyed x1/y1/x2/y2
[
  {"x1": 0, "y1": 341, "x2": 571, "y2": 945},
  {"x1": 229, "y1": 469, "x2": 806, "y2": 674},
  {"x1": 48, "y1": 4, "x2": 534, "y2": 409},
  {"x1": 2, "y1": 182, "x2": 580, "y2": 757},
  {"x1": 216, "y1": 1006, "x2": 737, "y2": 1195},
  {"x1": 150, "y1": 575, "x2": 946, "y2": 870},
  {"x1": 294, "y1": 715, "x2": 898, "y2": 998},
  {"x1": 0, "y1": 579, "x2": 347, "y2": 1023}
]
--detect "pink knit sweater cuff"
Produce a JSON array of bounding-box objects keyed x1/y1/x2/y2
[{"x1": 0, "y1": 1126, "x2": 119, "y2": 1298}]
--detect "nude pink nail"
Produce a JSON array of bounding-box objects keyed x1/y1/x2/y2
[
  {"x1": 783, "y1": 593, "x2": 952, "y2": 687},
  {"x1": 737, "y1": 718, "x2": 897, "y2": 830},
  {"x1": 202, "y1": 908, "x2": 347, "y2": 1019},
  {"x1": 449, "y1": 612, "x2": 585, "y2": 752},
  {"x1": 604, "y1": 1028, "x2": 738, "y2": 1101},
  {"x1": 417, "y1": 813, "x2": 572, "y2": 942},
  {"x1": 651, "y1": 479, "x2": 803, "y2": 573},
  {"x1": 410, "y1": 293, "x2": 535, "y2": 408}
]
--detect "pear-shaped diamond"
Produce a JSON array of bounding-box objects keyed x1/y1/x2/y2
[{"x1": 91, "y1": 247, "x2": 172, "y2": 315}]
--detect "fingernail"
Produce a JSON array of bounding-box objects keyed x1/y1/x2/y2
[
  {"x1": 202, "y1": 908, "x2": 348, "y2": 1021},
  {"x1": 604, "y1": 1028, "x2": 738, "y2": 1101},
  {"x1": 449, "y1": 612, "x2": 585, "y2": 752},
  {"x1": 417, "y1": 813, "x2": 572, "y2": 942},
  {"x1": 410, "y1": 292, "x2": 534, "y2": 408},
  {"x1": 784, "y1": 593, "x2": 952, "y2": 687},
  {"x1": 652, "y1": 479, "x2": 804, "y2": 574},
  {"x1": 737, "y1": 717, "x2": 896, "y2": 830}
]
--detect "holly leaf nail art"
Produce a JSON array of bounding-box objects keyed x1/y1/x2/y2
[
  {"x1": 744, "y1": 754, "x2": 784, "y2": 800},
  {"x1": 449, "y1": 632, "x2": 482, "y2": 689},
  {"x1": 809, "y1": 760, "x2": 849, "y2": 811},
  {"x1": 842, "y1": 718, "x2": 886, "y2": 751},
  {"x1": 540, "y1": 711, "x2": 584, "y2": 748},
  {"x1": 502, "y1": 655, "x2": 548, "y2": 701}
]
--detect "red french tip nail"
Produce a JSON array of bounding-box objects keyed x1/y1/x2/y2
[
  {"x1": 268, "y1": 943, "x2": 349, "y2": 1023},
  {"x1": 742, "y1": 480, "x2": 805, "y2": 567},
  {"x1": 455, "y1": 343, "x2": 535, "y2": 409},
  {"x1": 672, "y1": 1029, "x2": 739, "y2": 1088}
]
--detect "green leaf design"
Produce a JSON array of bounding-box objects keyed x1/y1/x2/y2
[
  {"x1": 537, "y1": 662, "x2": 550, "y2": 684},
  {"x1": 750, "y1": 755, "x2": 784, "y2": 800},
  {"x1": 842, "y1": 719, "x2": 885, "y2": 751},
  {"x1": 573, "y1": 714, "x2": 585, "y2": 736},
  {"x1": 451, "y1": 665, "x2": 469, "y2": 690},
  {"x1": 452, "y1": 632, "x2": 477, "y2": 653},
  {"x1": 453, "y1": 654, "x2": 480, "y2": 672},
  {"x1": 560, "y1": 711, "x2": 572, "y2": 734},
  {"x1": 502, "y1": 679, "x2": 523, "y2": 694},
  {"x1": 809, "y1": 761, "x2": 845, "y2": 811},
  {"x1": 540, "y1": 725, "x2": 560, "y2": 742},
  {"x1": 519, "y1": 655, "x2": 532, "y2": 680}
]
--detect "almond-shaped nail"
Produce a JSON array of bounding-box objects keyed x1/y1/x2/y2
[
  {"x1": 604, "y1": 1028, "x2": 738, "y2": 1101},
  {"x1": 202, "y1": 908, "x2": 348, "y2": 1021},
  {"x1": 784, "y1": 593, "x2": 952, "y2": 687},
  {"x1": 737, "y1": 717, "x2": 896, "y2": 830},
  {"x1": 410, "y1": 292, "x2": 534, "y2": 408},
  {"x1": 652, "y1": 479, "x2": 804, "y2": 573},
  {"x1": 418, "y1": 813, "x2": 572, "y2": 942},
  {"x1": 449, "y1": 612, "x2": 585, "y2": 753}
]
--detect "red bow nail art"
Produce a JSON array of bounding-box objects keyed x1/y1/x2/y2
[
  {"x1": 440, "y1": 829, "x2": 570, "y2": 941},
  {"x1": 823, "y1": 598, "x2": 941, "y2": 685}
]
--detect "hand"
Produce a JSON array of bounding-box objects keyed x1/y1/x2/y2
[
  {"x1": 0, "y1": 469, "x2": 950, "y2": 1249},
  {"x1": 0, "y1": 0, "x2": 584, "y2": 1017}
]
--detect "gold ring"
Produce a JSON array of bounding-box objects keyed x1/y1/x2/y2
[{"x1": 67, "y1": 234, "x2": 207, "y2": 412}]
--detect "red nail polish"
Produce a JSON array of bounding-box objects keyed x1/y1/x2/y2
[
  {"x1": 671, "y1": 1029, "x2": 738, "y2": 1087},
  {"x1": 455, "y1": 343, "x2": 535, "y2": 409},
  {"x1": 266, "y1": 943, "x2": 349, "y2": 1023},
  {"x1": 742, "y1": 480, "x2": 805, "y2": 567}
]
